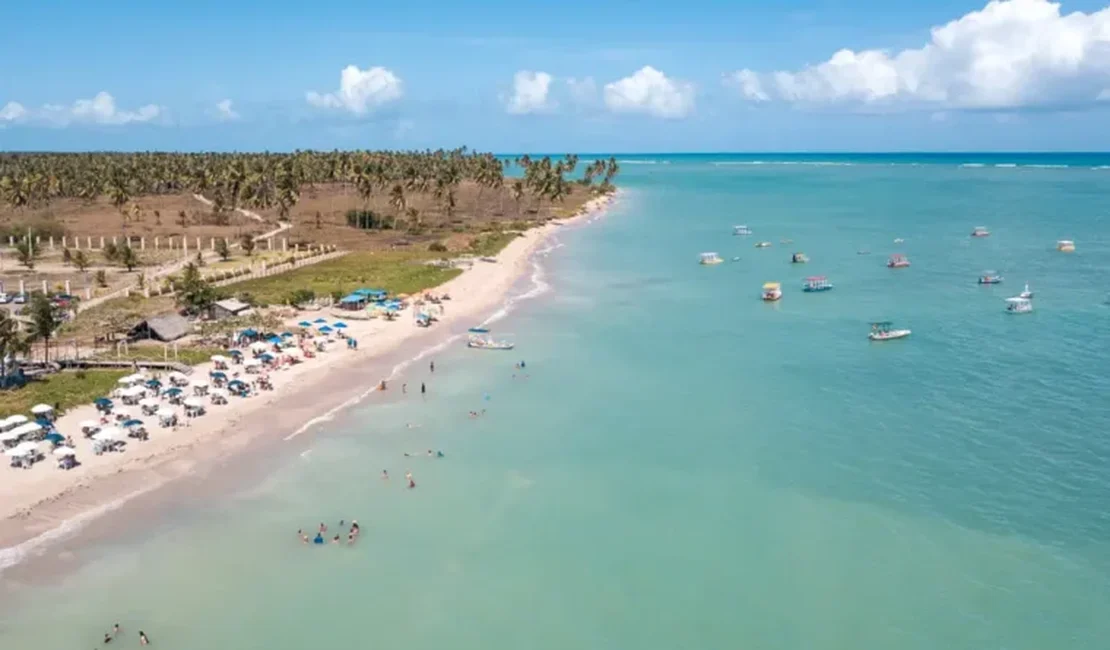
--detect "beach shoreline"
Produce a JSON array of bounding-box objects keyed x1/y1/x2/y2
[{"x1": 0, "y1": 192, "x2": 618, "y2": 572}]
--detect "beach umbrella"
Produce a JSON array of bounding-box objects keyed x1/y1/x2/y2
[
  {"x1": 139, "y1": 397, "x2": 160, "y2": 407},
  {"x1": 6, "y1": 442, "x2": 36, "y2": 457},
  {"x1": 318, "y1": 326, "x2": 333, "y2": 333},
  {"x1": 93, "y1": 427, "x2": 123, "y2": 442},
  {"x1": 228, "y1": 380, "x2": 247, "y2": 389},
  {"x1": 259, "y1": 353, "x2": 274, "y2": 361},
  {"x1": 210, "y1": 371, "x2": 227, "y2": 380},
  {"x1": 44, "y1": 432, "x2": 65, "y2": 444},
  {"x1": 145, "y1": 379, "x2": 162, "y2": 389},
  {"x1": 184, "y1": 397, "x2": 204, "y2": 408},
  {"x1": 190, "y1": 379, "x2": 209, "y2": 388},
  {"x1": 94, "y1": 398, "x2": 113, "y2": 409},
  {"x1": 6, "y1": 414, "x2": 28, "y2": 427},
  {"x1": 226, "y1": 349, "x2": 242, "y2": 357},
  {"x1": 53, "y1": 446, "x2": 76, "y2": 457},
  {"x1": 267, "y1": 336, "x2": 283, "y2": 344},
  {"x1": 122, "y1": 419, "x2": 144, "y2": 428},
  {"x1": 281, "y1": 331, "x2": 294, "y2": 338},
  {"x1": 313, "y1": 318, "x2": 327, "y2": 323},
  {"x1": 36, "y1": 417, "x2": 53, "y2": 428},
  {"x1": 297, "y1": 321, "x2": 312, "y2": 327},
  {"x1": 163, "y1": 387, "x2": 183, "y2": 396},
  {"x1": 79, "y1": 419, "x2": 100, "y2": 431},
  {"x1": 332, "y1": 322, "x2": 348, "y2": 329},
  {"x1": 30, "y1": 404, "x2": 53, "y2": 415},
  {"x1": 156, "y1": 408, "x2": 176, "y2": 419},
  {"x1": 210, "y1": 355, "x2": 228, "y2": 363}
]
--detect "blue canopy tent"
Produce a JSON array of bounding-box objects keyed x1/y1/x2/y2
[
  {"x1": 339, "y1": 293, "x2": 366, "y2": 306},
  {"x1": 354, "y1": 288, "x2": 387, "y2": 299}
]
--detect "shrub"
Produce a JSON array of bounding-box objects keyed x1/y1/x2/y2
[{"x1": 428, "y1": 242, "x2": 448, "y2": 252}]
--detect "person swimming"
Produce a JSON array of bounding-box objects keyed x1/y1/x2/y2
[
  {"x1": 436, "y1": 450, "x2": 445, "y2": 458},
  {"x1": 381, "y1": 469, "x2": 389, "y2": 479},
  {"x1": 139, "y1": 631, "x2": 149, "y2": 646},
  {"x1": 408, "y1": 477, "x2": 416, "y2": 489},
  {"x1": 313, "y1": 532, "x2": 324, "y2": 544},
  {"x1": 351, "y1": 520, "x2": 360, "y2": 533},
  {"x1": 318, "y1": 522, "x2": 327, "y2": 533},
  {"x1": 332, "y1": 534, "x2": 341, "y2": 544}
]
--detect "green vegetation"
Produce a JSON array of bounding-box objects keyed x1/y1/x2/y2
[
  {"x1": 231, "y1": 252, "x2": 462, "y2": 305},
  {"x1": 0, "y1": 370, "x2": 126, "y2": 416},
  {"x1": 59, "y1": 294, "x2": 175, "y2": 341},
  {"x1": 469, "y1": 232, "x2": 520, "y2": 256},
  {"x1": 96, "y1": 345, "x2": 224, "y2": 366},
  {"x1": 27, "y1": 294, "x2": 62, "y2": 362}
]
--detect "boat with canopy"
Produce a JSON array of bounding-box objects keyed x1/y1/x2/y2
[
  {"x1": 978, "y1": 270, "x2": 1003, "y2": 284},
  {"x1": 868, "y1": 321, "x2": 911, "y2": 341},
  {"x1": 733, "y1": 225, "x2": 752, "y2": 236},
  {"x1": 971, "y1": 226, "x2": 991, "y2": 237},
  {"x1": 699, "y1": 252, "x2": 723, "y2": 265},
  {"x1": 1005, "y1": 297, "x2": 1033, "y2": 314},
  {"x1": 761, "y1": 282, "x2": 782, "y2": 301},
  {"x1": 467, "y1": 327, "x2": 514, "y2": 350},
  {"x1": 791, "y1": 252, "x2": 809, "y2": 264}
]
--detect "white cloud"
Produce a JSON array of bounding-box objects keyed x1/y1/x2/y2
[
  {"x1": 306, "y1": 65, "x2": 403, "y2": 115},
  {"x1": 566, "y1": 77, "x2": 598, "y2": 106},
  {"x1": 2, "y1": 93, "x2": 162, "y2": 127},
  {"x1": 505, "y1": 71, "x2": 555, "y2": 114},
  {"x1": 603, "y1": 66, "x2": 695, "y2": 118},
  {"x1": 724, "y1": 69, "x2": 769, "y2": 101},
  {"x1": 729, "y1": 0, "x2": 1110, "y2": 110},
  {"x1": 215, "y1": 99, "x2": 240, "y2": 121}
]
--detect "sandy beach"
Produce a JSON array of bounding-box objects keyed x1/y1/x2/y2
[{"x1": 0, "y1": 193, "x2": 617, "y2": 564}]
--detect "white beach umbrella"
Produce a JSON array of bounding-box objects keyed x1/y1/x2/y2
[
  {"x1": 244, "y1": 358, "x2": 262, "y2": 367},
  {"x1": 11, "y1": 422, "x2": 43, "y2": 438},
  {"x1": 210, "y1": 388, "x2": 228, "y2": 398},
  {"x1": 122, "y1": 386, "x2": 146, "y2": 398},
  {"x1": 0, "y1": 430, "x2": 22, "y2": 443},
  {"x1": 284, "y1": 347, "x2": 303, "y2": 359},
  {"x1": 30, "y1": 403, "x2": 54, "y2": 415},
  {"x1": 139, "y1": 397, "x2": 160, "y2": 408},
  {"x1": 6, "y1": 441, "x2": 37, "y2": 457},
  {"x1": 93, "y1": 427, "x2": 123, "y2": 441},
  {"x1": 6, "y1": 414, "x2": 28, "y2": 427},
  {"x1": 79, "y1": 419, "x2": 100, "y2": 431},
  {"x1": 113, "y1": 408, "x2": 132, "y2": 419},
  {"x1": 184, "y1": 397, "x2": 204, "y2": 408},
  {"x1": 190, "y1": 379, "x2": 209, "y2": 388},
  {"x1": 210, "y1": 355, "x2": 229, "y2": 363},
  {"x1": 53, "y1": 446, "x2": 77, "y2": 457},
  {"x1": 156, "y1": 408, "x2": 176, "y2": 419},
  {"x1": 117, "y1": 376, "x2": 133, "y2": 385},
  {"x1": 249, "y1": 341, "x2": 270, "y2": 352},
  {"x1": 169, "y1": 371, "x2": 189, "y2": 384}
]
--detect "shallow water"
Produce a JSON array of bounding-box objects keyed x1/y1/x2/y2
[{"x1": 3, "y1": 154, "x2": 1110, "y2": 649}]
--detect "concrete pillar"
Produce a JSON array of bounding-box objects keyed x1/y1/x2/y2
[
  {"x1": 62, "y1": 236, "x2": 67, "y2": 248},
  {"x1": 183, "y1": 237, "x2": 188, "y2": 256},
  {"x1": 85, "y1": 287, "x2": 92, "y2": 300},
  {"x1": 99, "y1": 236, "x2": 105, "y2": 248},
  {"x1": 141, "y1": 237, "x2": 146, "y2": 250},
  {"x1": 210, "y1": 238, "x2": 215, "y2": 251},
  {"x1": 7, "y1": 236, "x2": 12, "y2": 246},
  {"x1": 18, "y1": 280, "x2": 24, "y2": 294},
  {"x1": 154, "y1": 237, "x2": 159, "y2": 250},
  {"x1": 195, "y1": 237, "x2": 201, "y2": 250},
  {"x1": 65, "y1": 280, "x2": 71, "y2": 295},
  {"x1": 49, "y1": 236, "x2": 54, "y2": 250},
  {"x1": 35, "y1": 236, "x2": 41, "y2": 246},
  {"x1": 112, "y1": 236, "x2": 117, "y2": 246},
  {"x1": 86, "y1": 236, "x2": 92, "y2": 249},
  {"x1": 125, "y1": 288, "x2": 130, "y2": 298},
  {"x1": 282, "y1": 238, "x2": 287, "y2": 252},
  {"x1": 41, "y1": 280, "x2": 47, "y2": 293}
]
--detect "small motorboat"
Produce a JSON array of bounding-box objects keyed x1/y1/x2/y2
[
  {"x1": 755, "y1": 241, "x2": 772, "y2": 248},
  {"x1": 978, "y1": 271, "x2": 1003, "y2": 284},
  {"x1": 1005, "y1": 297, "x2": 1033, "y2": 314},
  {"x1": 802, "y1": 276, "x2": 833, "y2": 292},
  {"x1": 761, "y1": 282, "x2": 782, "y2": 301},
  {"x1": 893, "y1": 238, "x2": 905, "y2": 244},
  {"x1": 971, "y1": 226, "x2": 990, "y2": 237},
  {"x1": 1019, "y1": 283, "x2": 1034, "y2": 299},
  {"x1": 733, "y1": 225, "x2": 753, "y2": 236},
  {"x1": 887, "y1": 254, "x2": 910, "y2": 268},
  {"x1": 791, "y1": 252, "x2": 809, "y2": 264},
  {"x1": 1057, "y1": 239, "x2": 1075, "y2": 252},
  {"x1": 868, "y1": 321, "x2": 911, "y2": 341},
  {"x1": 699, "y1": 252, "x2": 723, "y2": 265}
]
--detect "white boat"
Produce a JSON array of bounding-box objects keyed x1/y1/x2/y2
[
  {"x1": 699, "y1": 252, "x2": 723, "y2": 265},
  {"x1": 1057, "y1": 240, "x2": 1075, "y2": 252},
  {"x1": 868, "y1": 321, "x2": 911, "y2": 341},
  {"x1": 755, "y1": 241, "x2": 772, "y2": 248},
  {"x1": 1019, "y1": 283, "x2": 1034, "y2": 299},
  {"x1": 467, "y1": 327, "x2": 514, "y2": 350},
  {"x1": 733, "y1": 225, "x2": 752, "y2": 236},
  {"x1": 971, "y1": 226, "x2": 990, "y2": 237},
  {"x1": 1005, "y1": 297, "x2": 1033, "y2": 314},
  {"x1": 761, "y1": 282, "x2": 782, "y2": 301}
]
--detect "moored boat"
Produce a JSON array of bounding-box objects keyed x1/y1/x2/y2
[
  {"x1": 733, "y1": 225, "x2": 753, "y2": 236},
  {"x1": 791, "y1": 252, "x2": 809, "y2": 264},
  {"x1": 971, "y1": 226, "x2": 991, "y2": 237},
  {"x1": 868, "y1": 321, "x2": 911, "y2": 341},
  {"x1": 1005, "y1": 297, "x2": 1033, "y2": 314},
  {"x1": 699, "y1": 252, "x2": 723, "y2": 265},
  {"x1": 1057, "y1": 239, "x2": 1075, "y2": 252},
  {"x1": 802, "y1": 276, "x2": 833, "y2": 292},
  {"x1": 1019, "y1": 283, "x2": 1034, "y2": 299},
  {"x1": 755, "y1": 241, "x2": 772, "y2": 248},
  {"x1": 467, "y1": 327, "x2": 514, "y2": 350},
  {"x1": 887, "y1": 254, "x2": 910, "y2": 268},
  {"x1": 761, "y1": 282, "x2": 782, "y2": 301}
]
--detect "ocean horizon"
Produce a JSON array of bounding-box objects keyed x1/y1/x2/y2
[{"x1": 3, "y1": 154, "x2": 1110, "y2": 649}]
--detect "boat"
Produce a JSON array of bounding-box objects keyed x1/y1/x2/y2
[
  {"x1": 978, "y1": 271, "x2": 1003, "y2": 284},
  {"x1": 1005, "y1": 297, "x2": 1033, "y2": 314},
  {"x1": 699, "y1": 252, "x2": 723, "y2": 265},
  {"x1": 1057, "y1": 240, "x2": 1075, "y2": 252},
  {"x1": 733, "y1": 225, "x2": 752, "y2": 236},
  {"x1": 1019, "y1": 283, "x2": 1034, "y2": 299},
  {"x1": 971, "y1": 226, "x2": 991, "y2": 237},
  {"x1": 791, "y1": 252, "x2": 809, "y2": 264},
  {"x1": 467, "y1": 327, "x2": 514, "y2": 350},
  {"x1": 802, "y1": 276, "x2": 833, "y2": 292},
  {"x1": 887, "y1": 254, "x2": 910, "y2": 268},
  {"x1": 755, "y1": 241, "x2": 772, "y2": 248},
  {"x1": 761, "y1": 282, "x2": 782, "y2": 301},
  {"x1": 893, "y1": 238, "x2": 905, "y2": 244},
  {"x1": 868, "y1": 321, "x2": 911, "y2": 341}
]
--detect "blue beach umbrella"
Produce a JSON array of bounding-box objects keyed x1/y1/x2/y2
[
  {"x1": 313, "y1": 318, "x2": 327, "y2": 324},
  {"x1": 122, "y1": 419, "x2": 144, "y2": 428},
  {"x1": 163, "y1": 387, "x2": 183, "y2": 396},
  {"x1": 226, "y1": 349, "x2": 243, "y2": 357},
  {"x1": 317, "y1": 326, "x2": 333, "y2": 334},
  {"x1": 44, "y1": 432, "x2": 65, "y2": 443},
  {"x1": 332, "y1": 322, "x2": 348, "y2": 329},
  {"x1": 228, "y1": 380, "x2": 248, "y2": 390},
  {"x1": 281, "y1": 331, "x2": 294, "y2": 338},
  {"x1": 145, "y1": 379, "x2": 161, "y2": 389},
  {"x1": 298, "y1": 321, "x2": 312, "y2": 328},
  {"x1": 94, "y1": 397, "x2": 113, "y2": 408},
  {"x1": 210, "y1": 371, "x2": 228, "y2": 380},
  {"x1": 259, "y1": 353, "x2": 275, "y2": 362}
]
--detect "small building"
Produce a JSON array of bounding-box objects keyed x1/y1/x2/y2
[
  {"x1": 209, "y1": 298, "x2": 254, "y2": 320},
  {"x1": 130, "y1": 313, "x2": 191, "y2": 342}
]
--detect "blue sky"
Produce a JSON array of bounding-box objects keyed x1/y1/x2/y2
[{"x1": 3, "y1": 0, "x2": 1110, "y2": 152}]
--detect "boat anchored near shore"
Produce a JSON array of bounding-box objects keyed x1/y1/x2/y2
[
  {"x1": 467, "y1": 327, "x2": 514, "y2": 350},
  {"x1": 802, "y1": 276, "x2": 833, "y2": 292},
  {"x1": 1005, "y1": 297, "x2": 1033, "y2": 314},
  {"x1": 761, "y1": 282, "x2": 782, "y2": 301},
  {"x1": 699, "y1": 252, "x2": 724, "y2": 265},
  {"x1": 733, "y1": 225, "x2": 753, "y2": 236}
]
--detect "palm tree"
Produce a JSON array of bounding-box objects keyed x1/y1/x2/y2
[
  {"x1": 0, "y1": 310, "x2": 28, "y2": 383},
  {"x1": 510, "y1": 181, "x2": 525, "y2": 216},
  {"x1": 14, "y1": 238, "x2": 38, "y2": 269},
  {"x1": 27, "y1": 293, "x2": 60, "y2": 362},
  {"x1": 388, "y1": 184, "x2": 406, "y2": 216}
]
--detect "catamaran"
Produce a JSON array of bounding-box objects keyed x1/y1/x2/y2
[
  {"x1": 802, "y1": 276, "x2": 833, "y2": 292},
  {"x1": 699, "y1": 252, "x2": 724, "y2": 265},
  {"x1": 868, "y1": 321, "x2": 911, "y2": 341},
  {"x1": 467, "y1": 327, "x2": 514, "y2": 350},
  {"x1": 1005, "y1": 297, "x2": 1033, "y2": 314},
  {"x1": 733, "y1": 225, "x2": 753, "y2": 236},
  {"x1": 761, "y1": 282, "x2": 782, "y2": 301}
]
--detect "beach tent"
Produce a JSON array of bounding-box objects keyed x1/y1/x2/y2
[
  {"x1": 53, "y1": 446, "x2": 76, "y2": 457},
  {"x1": 31, "y1": 404, "x2": 53, "y2": 416},
  {"x1": 354, "y1": 288, "x2": 387, "y2": 299},
  {"x1": 80, "y1": 420, "x2": 100, "y2": 432}
]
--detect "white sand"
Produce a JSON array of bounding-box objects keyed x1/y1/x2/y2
[{"x1": 0, "y1": 194, "x2": 616, "y2": 554}]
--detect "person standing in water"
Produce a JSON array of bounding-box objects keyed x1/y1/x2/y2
[
  {"x1": 402, "y1": 383, "x2": 407, "y2": 394},
  {"x1": 430, "y1": 361, "x2": 435, "y2": 373},
  {"x1": 139, "y1": 631, "x2": 149, "y2": 646},
  {"x1": 421, "y1": 382, "x2": 426, "y2": 395}
]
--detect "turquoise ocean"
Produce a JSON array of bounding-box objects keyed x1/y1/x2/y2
[{"x1": 3, "y1": 153, "x2": 1110, "y2": 649}]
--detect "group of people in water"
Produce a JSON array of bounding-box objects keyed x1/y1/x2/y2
[
  {"x1": 299, "y1": 520, "x2": 361, "y2": 546},
  {"x1": 101, "y1": 623, "x2": 149, "y2": 645}
]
